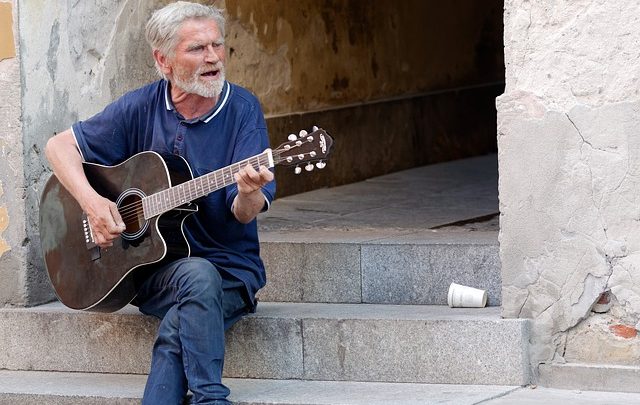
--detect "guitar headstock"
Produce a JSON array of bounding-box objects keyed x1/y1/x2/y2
[{"x1": 273, "y1": 126, "x2": 334, "y2": 174}]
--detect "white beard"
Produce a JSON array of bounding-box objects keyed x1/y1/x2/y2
[{"x1": 172, "y1": 63, "x2": 225, "y2": 99}]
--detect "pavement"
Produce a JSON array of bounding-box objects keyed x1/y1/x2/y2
[{"x1": 1, "y1": 371, "x2": 639, "y2": 404}]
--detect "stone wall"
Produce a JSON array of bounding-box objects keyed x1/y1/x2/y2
[
  {"x1": 19, "y1": 0, "x2": 160, "y2": 306},
  {"x1": 224, "y1": 0, "x2": 504, "y2": 195},
  {"x1": 0, "y1": 0, "x2": 27, "y2": 306},
  {"x1": 499, "y1": 0, "x2": 640, "y2": 373}
]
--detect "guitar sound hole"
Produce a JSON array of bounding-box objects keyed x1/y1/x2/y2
[{"x1": 117, "y1": 189, "x2": 149, "y2": 241}]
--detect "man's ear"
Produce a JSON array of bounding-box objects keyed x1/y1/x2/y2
[{"x1": 153, "y1": 49, "x2": 172, "y2": 77}]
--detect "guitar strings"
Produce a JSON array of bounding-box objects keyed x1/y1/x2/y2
[
  {"x1": 115, "y1": 154, "x2": 276, "y2": 223},
  {"x1": 115, "y1": 149, "x2": 298, "y2": 223}
]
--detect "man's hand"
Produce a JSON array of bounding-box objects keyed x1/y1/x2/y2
[
  {"x1": 232, "y1": 164, "x2": 274, "y2": 223},
  {"x1": 82, "y1": 192, "x2": 126, "y2": 248},
  {"x1": 45, "y1": 129, "x2": 126, "y2": 248}
]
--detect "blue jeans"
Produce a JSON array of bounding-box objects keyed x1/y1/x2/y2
[{"x1": 135, "y1": 257, "x2": 249, "y2": 405}]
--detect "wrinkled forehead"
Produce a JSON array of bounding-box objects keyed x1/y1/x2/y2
[{"x1": 177, "y1": 17, "x2": 223, "y2": 42}]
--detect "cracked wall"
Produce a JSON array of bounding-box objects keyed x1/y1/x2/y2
[
  {"x1": 499, "y1": 0, "x2": 640, "y2": 373},
  {"x1": 0, "y1": 0, "x2": 28, "y2": 306},
  {"x1": 19, "y1": 0, "x2": 160, "y2": 305}
]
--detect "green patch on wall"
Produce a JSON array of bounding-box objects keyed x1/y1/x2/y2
[{"x1": 0, "y1": 2, "x2": 16, "y2": 61}]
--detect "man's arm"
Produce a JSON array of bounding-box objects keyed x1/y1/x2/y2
[
  {"x1": 232, "y1": 163, "x2": 274, "y2": 224},
  {"x1": 44, "y1": 129, "x2": 125, "y2": 247}
]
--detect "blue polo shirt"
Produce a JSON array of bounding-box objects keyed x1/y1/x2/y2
[{"x1": 71, "y1": 80, "x2": 276, "y2": 307}]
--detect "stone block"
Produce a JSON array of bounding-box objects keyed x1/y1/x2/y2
[
  {"x1": 259, "y1": 241, "x2": 362, "y2": 303},
  {"x1": 538, "y1": 363, "x2": 640, "y2": 393},
  {"x1": 0, "y1": 305, "x2": 154, "y2": 374},
  {"x1": 362, "y1": 241, "x2": 501, "y2": 306},
  {"x1": 224, "y1": 317, "x2": 304, "y2": 379},
  {"x1": 303, "y1": 315, "x2": 529, "y2": 385}
]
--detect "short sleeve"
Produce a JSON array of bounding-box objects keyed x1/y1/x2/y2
[
  {"x1": 71, "y1": 98, "x2": 130, "y2": 166},
  {"x1": 224, "y1": 113, "x2": 276, "y2": 213}
]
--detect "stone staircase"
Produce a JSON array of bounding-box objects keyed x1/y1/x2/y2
[{"x1": 0, "y1": 155, "x2": 533, "y2": 404}]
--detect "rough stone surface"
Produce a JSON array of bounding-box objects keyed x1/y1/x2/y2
[
  {"x1": 225, "y1": 0, "x2": 504, "y2": 116},
  {"x1": 302, "y1": 315, "x2": 529, "y2": 385},
  {"x1": 0, "y1": 0, "x2": 28, "y2": 307},
  {"x1": 0, "y1": 302, "x2": 530, "y2": 385},
  {"x1": 4, "y1": 371, "x2": 640, "y2": 405},
  {"x1": 259, "y1": 242, "x2": 362, "y2": 303},
  {"x1": 538, "y1": 363, "x2": 640, "y2": 393},
  {"x1": 224, "y1": 317, "x2": 304, "y2": 379},
  {"x1": 362, "y1": 242, "x2": 500, "y2": 306},
  {"x1": 564, "y1": 313, "x2": 640, "y2": 365},
  {"x1": 499, "y1": 0, "x2": 640, "y2": 376},
  {"x1": 0, "y1": 305, "x2": 155, "y2": 374},
  {"x1": 19, "y1": 0, "x2": 160, "y2": 306}
]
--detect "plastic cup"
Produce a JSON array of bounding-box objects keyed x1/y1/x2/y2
[{"x1": 447, "y1": 282, "x2": 487, "y2": 308}]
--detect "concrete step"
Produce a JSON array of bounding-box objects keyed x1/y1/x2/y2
[
  {"x1": 4, "y1": 371, "x2": 640, "y2": 405},
  {"x1": 538, "y1": 362, "x2": 640, "y2": 393},
  {"x1": 257, "y1": 154, "x2": 501, "y2": 306},
  {"x1": 0, "y1": 302, "x2": 530, "y2": 385},
  {"x1": 0, "y1": 370, "x2": 521, "y2": 405},
  {"x1": 258, "y1": 228, "x2": 500, "y2": 306}
]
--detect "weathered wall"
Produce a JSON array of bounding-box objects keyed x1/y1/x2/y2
[
  {"x1": 224, "y1": 0, "x2": 504, "y2": 194},
  {"x1": 0, "y1": 0, "x2": 27, "y2": 305},
  {"x1": 224, "y1": 0, "x2": 504, "y2": 115},
  {"x1": 499, "y1": 0, "x2": 640, "y2": 374},
  {"x1": 19, "y1": 0, "x2": 161, "y2": 305}
]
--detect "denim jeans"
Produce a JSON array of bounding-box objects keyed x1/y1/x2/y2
[{"x1": 135, "y1": 257, "x2": 249, "y2": 405}]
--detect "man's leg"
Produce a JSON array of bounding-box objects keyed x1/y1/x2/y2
[{"x1": 135, "y1": 257, "x2": 247, "y2": 404}]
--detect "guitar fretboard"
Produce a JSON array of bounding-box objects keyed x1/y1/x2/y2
[{"x1": 142, "y1": 150, "x2": 272, "y2": 219}]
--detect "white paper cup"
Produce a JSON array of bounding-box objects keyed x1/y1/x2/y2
[{"x1": 447, "y1": 282, "x2": 487, "y2": 308}]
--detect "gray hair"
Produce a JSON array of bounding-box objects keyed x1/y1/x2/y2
[{"x1": 145, "y1": 1, "x2": 225, "y2": 60}]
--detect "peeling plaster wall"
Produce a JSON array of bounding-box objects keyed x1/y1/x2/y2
[
  {"x1": 224, "y1": 0, "x2": 504, "y2": 116},
  {"x1": 0, "y1": 0, "x2": 27, "y2": 306},
  {"x1": 499, "y1": 0, "x2": 640, "y2": 373},
  {"x1": 20, "y1": 0, "x2": 160, "y2": 304}
]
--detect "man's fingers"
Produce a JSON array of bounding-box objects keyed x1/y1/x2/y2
[
  {"x1": 109, "y1": 203, "x2": 126, "y2": 231},
  {"x1": 235, "y1": 164, "x2": 273, "y2": 195}
]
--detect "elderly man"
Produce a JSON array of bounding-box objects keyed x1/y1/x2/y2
[{"x1": 44, "y1": 2, "x2": 275, "y2": 404}]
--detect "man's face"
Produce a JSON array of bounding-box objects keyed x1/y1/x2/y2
[{"x1": 167, "y1": 18, "x2": 226, "y2": 98}]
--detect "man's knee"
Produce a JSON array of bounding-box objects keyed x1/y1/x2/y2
[{"x1": 175, "y1": 257, "x2": 222, "y2": 296}]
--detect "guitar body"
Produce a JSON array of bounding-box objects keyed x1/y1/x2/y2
[
  {"x1": 39, "y1": 128, "x2": 334, "y2": 313},
  {"x1": 39, "y1": 152, "x2": 196, "y2": 312}
]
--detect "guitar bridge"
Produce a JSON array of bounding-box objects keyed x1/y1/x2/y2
[{"x1": 82, "y1": 214, "x2": 98, "y2": 250}]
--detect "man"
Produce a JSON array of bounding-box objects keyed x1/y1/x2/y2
[{"x1": 44, "y1": 2, "x2": 275, "y2": 404}]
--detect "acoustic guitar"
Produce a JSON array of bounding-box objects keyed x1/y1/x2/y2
[{"x1": 39, "y1": 128, "x2": 333, "y2": 312}]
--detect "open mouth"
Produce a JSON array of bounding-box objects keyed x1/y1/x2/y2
[{"x1": 201, "y1": 70, "x2": 219, "y2": 78}]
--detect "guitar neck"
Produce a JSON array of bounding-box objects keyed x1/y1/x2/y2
[{"x1": 142, "y1": 149, "x2": 273, "y2": 219}]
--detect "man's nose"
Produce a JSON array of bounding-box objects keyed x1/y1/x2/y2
[{"x1": 204, "y1": 45, "x2": 221, "y2": 63}]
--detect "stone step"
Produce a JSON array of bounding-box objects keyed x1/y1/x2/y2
[
  {"x1": 0, "y1": 370, "x2": 522, "y2": 405},
  {"x1": 538, "y1": 362, "x2": 640, "y2": 393},
  {"x1": 256, "y1": 154, "x2": 501, "y2": 306},
  {"x1": 258, "y1": 228, "x2": 501, "y2": 306},
  {"x1": 0, "y1": 302, "x2": 530, "y2": 385},
  {"x1": 4, "y1": 371, "x2": 640, "y2": 405}
]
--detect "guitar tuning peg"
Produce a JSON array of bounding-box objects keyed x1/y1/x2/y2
[
  {"x1": 305, "y1": 163, "x2": 314, "y2": 172},
  {"x1": 294, "y1": 166, "x2": 302, "y2": 175},
  {"x1": 312, "y1": 125, "x2": 319, "y2": 131},
  {"x1": 288, "y1": 134, "x2": 297, "y2": 141},
  {"x1": 299, "y1": 129, "x2": 308, "y2": 137},
  {"x1": 316, "y1": 161, "x2": 326, "y2": 169}
]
